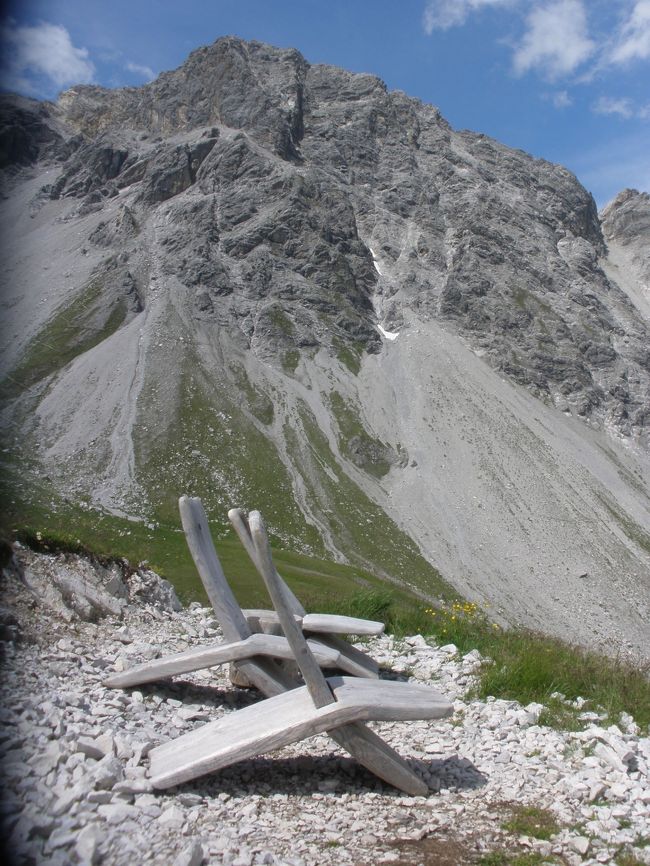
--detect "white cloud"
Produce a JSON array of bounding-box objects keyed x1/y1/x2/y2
[
  {"x1": 513, "y1": 0, "x2": 595, "y2": 79},
  {"x1": 593, "y1": 96, "x2": 635, "y2": 118},
  {"x1": 552, "y1": 89, "x2": 573, "y2": 107},
  {"x1": 609, "y1": 0, "x2": 650, "y2": 64},
  {"x1": 125, "y1": 61, "x2": 155, "y2": 81},
  {"x1": 422, "y1": 0, "x2": 514, "y2": 34},
  {"x1": 1, "y1": 20, "x2": 95, "y2": 95},
  {"x1": 592, "y1": 95, "x2": 650, "y2": 120}
]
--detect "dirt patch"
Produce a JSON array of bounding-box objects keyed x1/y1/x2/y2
[{"x1": 382, "y1": 832, "x2": 480, "y2": 865}]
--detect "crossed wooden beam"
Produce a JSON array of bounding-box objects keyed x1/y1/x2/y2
[
  {"x1": 105, "y1": 497, "x2": 383, "y2": 690},
  {"x1": 139, "y1": 505, "x2": 453, "y2": 795}
]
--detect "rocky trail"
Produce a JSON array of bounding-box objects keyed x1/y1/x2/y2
[{"x1": 1, "y1": 547, "x2": 649, "y2": 866}]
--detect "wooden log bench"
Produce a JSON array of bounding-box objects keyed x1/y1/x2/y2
[{"x1": 148, "y1": 510, "x2": 453, "y2": 796}]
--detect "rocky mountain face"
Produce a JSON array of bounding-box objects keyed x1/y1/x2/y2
[
  {"x1": 601, "y1": 189, "x2": 650, "y2": 323},
  {"x1": 1, "y1": 37, "x2": 649, "y2": 659}
]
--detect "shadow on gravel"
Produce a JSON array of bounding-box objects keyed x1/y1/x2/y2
[
  {"x1": 160, "y1": 752, "x2": 486, "y2": 799},
  {"x1": 132, "y1": 666, "x2": 418, "y2": 708},
  {"x1": 129, "y1": 678, "x2": 264, "y2": 709},
  {"x1": 377, "y1": 668, "x2": 411, "y2": 682}
]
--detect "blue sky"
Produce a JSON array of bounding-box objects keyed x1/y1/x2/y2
[{"x1": 1, "y1": 0, "x2": 648, "y2": 207}]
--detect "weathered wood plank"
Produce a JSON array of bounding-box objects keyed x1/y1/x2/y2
[
  {"x1": 103, "y1": 633, "x2": 347, "y2": 689},
  {"x1": 149, "y1": 686, "x2": 347, "y2": 788},
  {"x1": 242, "y1": 609, "x2": 384, "y2": 637},
  {"x1": 328, "y1": 722, "x2": 429, "y2": 797},
  {"x1": 147, "y1": 501, "x2": 453, "y2": 797},
  {"x1": 179, "y1": 496, "x2": 292, "y2": 696},
  {"x1": 179, "y1": 496, "x2": 251, "y2": 643},
  {"x1": 149, "y1": 675, "x2": 451, "y2": 790},
  {"x1": 329, "y1": 676, "x2": 453, "y2": 721},
  {"x1": 229, "y1": 507, "x2": 306, "y2": 617},
  {"x1": 241, "y1": 613, "x2": 380, "y2": 677},
  {"x1": 302, "y1": 613, "x2": 384, "y2": 636},
  {"x1": 244, "y1": 511, "x2": 446, "y2": 796},
  {"x1": 243, "y1": 609, "x2": 302, "y2": 632},
  {"x1": 309, "y1": 633, "x2": 379, "y2": 678},
  {"x1": 249, "y1": 511, "x2": 335, "y2": 709}
]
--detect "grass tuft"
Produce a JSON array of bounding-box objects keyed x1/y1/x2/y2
[
  {"x1": 615, "y1": 850, "x2": 647, "y2": 866},
  {"x1": 414, "y1": 601, "x2": 650, "y2": 731},
  {"x1": 501, "y1": 805, "x2": 560, "y2": 841},
  {"x1": 477, "y1": 852, "x2": 559, "y2": 866}
]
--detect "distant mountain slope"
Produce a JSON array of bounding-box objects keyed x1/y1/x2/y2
[
  {"x1": 600, "y1": 188, "x2": 650, "y2": 323},
  {"x1": 1, "y1": 37, "x2": 648, "y2": 659}
]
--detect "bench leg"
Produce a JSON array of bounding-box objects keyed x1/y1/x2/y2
[{"x1": 330, "y1": 722, "x2": 428, "y2": 796}]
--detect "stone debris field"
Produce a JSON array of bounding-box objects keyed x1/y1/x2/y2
[{"x1": 1, "y1": 550, "x2": 649, "y2": 866}]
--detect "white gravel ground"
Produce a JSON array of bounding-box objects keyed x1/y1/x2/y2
[{"x1": 1, "y1": 559, "x2": 649, "y2": 866}]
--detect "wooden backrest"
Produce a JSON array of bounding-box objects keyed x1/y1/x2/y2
[
  {"x1": 228, "y1": 508, "x2": 306, "y2": 618},
  {"x1": 179, "y1": 496, "x2": 252, "y2": 643},
  {"x1": 248, "y1": 511, "x2": 334, "y2": 710}
]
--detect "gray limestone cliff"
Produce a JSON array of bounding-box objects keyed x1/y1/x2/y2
[{"x1": 600, "y1": 189, "x2": 650, "y2": 324}]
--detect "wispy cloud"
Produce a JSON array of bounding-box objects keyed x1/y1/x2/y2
[
  {"x1": 422, "y1": 0, "x2": 650, "y2": 82},
  {"x1": 593, "y1": 95, "x2": 635, "y2": 118},
  {"x1": 592, "y1": 95, "x2": 650, "y2": 120},
  {"x1": 0, "y1": 20, "x2": 95, "y2": 96},
  {"x1": 512, "y1": 0, "x2": 594, "y2": 79},
  {"x1": 125, "y1": 61, "x2": 155, "y2": 81},
  {"x1": 551, "y1": 89, "x2": 573, "y2": 108},
  {"x1": 609, "y1": 0, "x2": 650, "y2": 64},
  {"x1": 422, "y1": 0, "x2": 514, "y2": 34}
]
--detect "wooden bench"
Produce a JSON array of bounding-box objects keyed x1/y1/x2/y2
[{"x1": 148, "y1": 510, "x2": 453, "y2": 795}]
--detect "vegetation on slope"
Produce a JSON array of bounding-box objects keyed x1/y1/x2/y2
[
  {"x1": 325, "y1": 591, "x2": 650, "y2": 731},
  {"x1": 0, "y1": 493, "x2": 405, "y2": 611},
  {"x1": 0, "y1": 278, "x2": 130, "y2": 400}
]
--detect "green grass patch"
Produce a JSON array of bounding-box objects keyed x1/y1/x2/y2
[
  {"x1": 133, "y1": 361, "x2": 315, "y2": 547},
  {"x1": 327, "y1": 390, "x2": 394, "y2": 478},
  {"x1": 0, "y1": 278, "x2": 129, "y2": 400},
  {"x1": 332, "y1": 337, "x2": 362, "y2": 375},
  {"x1": 417, "y1": 601, "x2": 650, "y2": 730},
  {"x1": 537, "y1": 696, "x2": 586, "y2": 731},
  {"x1": 501, "y1": 806, "x2": 560, "y2": 841},
  {"x1": 229, "y1": 363, "x2": 274, "y2": 425},
  {"x1": 477, "y1": 852, "x2": 559, "y2": 866},
  {"x1": 281, "y1": 349, "x2": 300, "y2": 374},
  {"x1": 288, "y1": 401, "x2": 454, "y2": 600},
  {"x1": 0, "y1": 464, "x2": 429, "y2": 612},
  {"x1": 615, "y1": 850, "x2": 647, "y2": 866},
  {"x1": 316, "y1": 587, "x2": 448, "y2": 637},
  {"x1": 268, "y1": 306, "x2": 295, "y2": 337},
  {"x1": 475, "y1": 628, "x2": 650, "y2": 730}
]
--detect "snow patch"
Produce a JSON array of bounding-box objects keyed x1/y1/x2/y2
[
  {"x1": 368, "y1": 246, "x2": 384, "y2": 276},
  {"x1": 377, "y1": 323, "x2": 399, "y2": 341}
]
